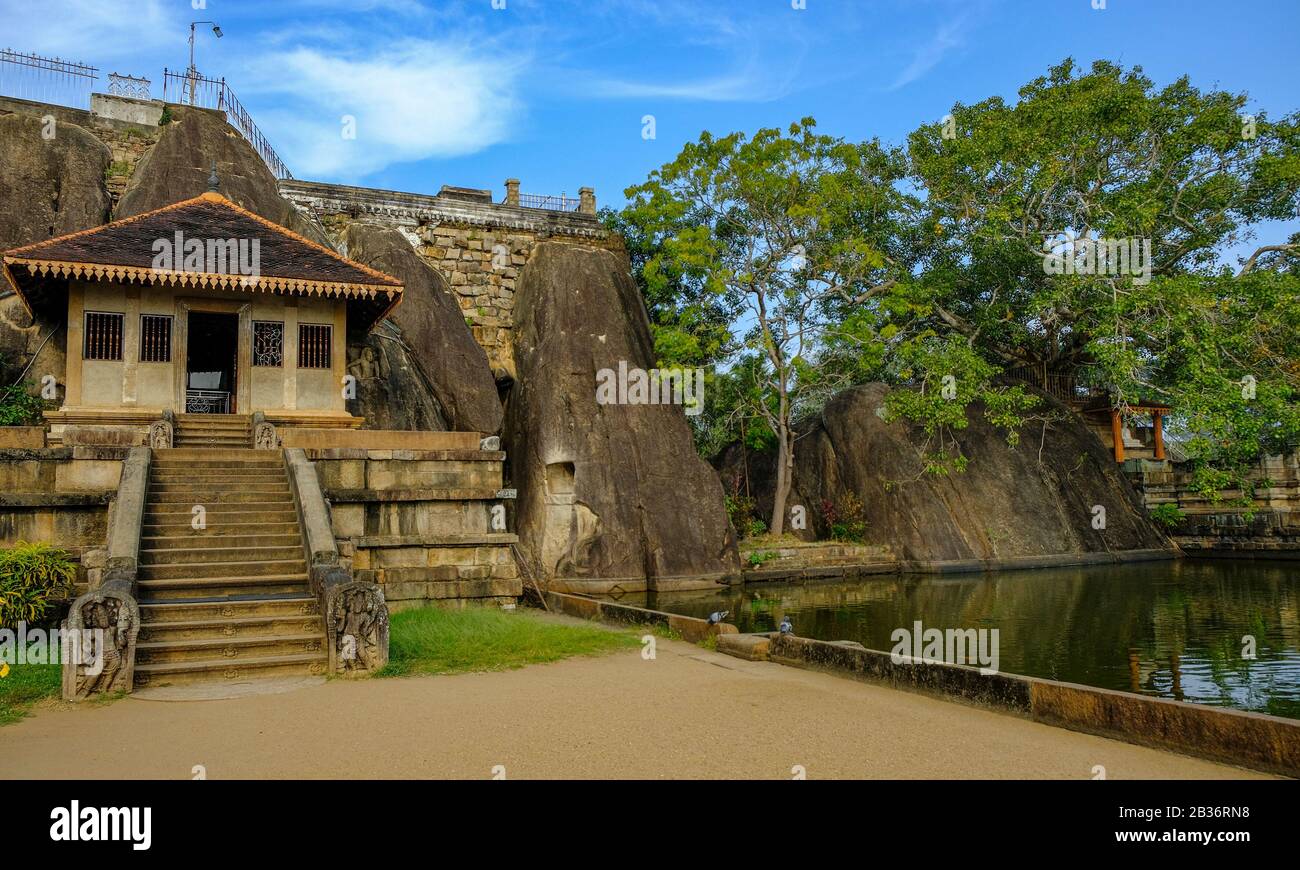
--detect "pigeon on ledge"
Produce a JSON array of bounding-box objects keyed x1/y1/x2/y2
[
  {"x1": 706, "y1": 610, "x2": 730, "y2": 626},
  {"x1": 779, "y1": 616, "x2": 793, "y2": 635}
]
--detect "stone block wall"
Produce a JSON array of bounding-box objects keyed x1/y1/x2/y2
[
  {"x1": 308, "y1": 447, "x2": 522, "y2": 609},
  {"x1": 1130, "y1": 452, "x2": 1300, "y2": 556},
  {"x1": 0, "y1": 447, "x2": 127, "y2": 589},
  {"x1": 280, "y1": 179, "x2": 617, "y2": 379}
]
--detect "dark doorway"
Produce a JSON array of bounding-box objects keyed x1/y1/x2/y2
[{"x1": 186, "y1": 312, "x2": 239, "y2": 413}]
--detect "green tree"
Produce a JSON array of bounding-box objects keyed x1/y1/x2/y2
[
  {"x1": 621, "y1": 119, "x2": 914, "y2": 534},
  {"x1": 901, "y1": 58, "x2": 1300, "y2": 487}
]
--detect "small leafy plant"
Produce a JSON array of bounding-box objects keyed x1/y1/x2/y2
[
  {"x1": 746, "y1": 549, "x2": 777, "y2": 567},
  {"x1": 820, "y1": 492, "x2": 868, "y2": 543},
  {"x1": 0, "y1": 382, "x2": 47, "y2": 426},
  {"x1": 1148, "y1": 503, "x2": 1187, "y2": 530},
  {"x1": 0, "y1": 542, "x2": 76, "y2": 628}
]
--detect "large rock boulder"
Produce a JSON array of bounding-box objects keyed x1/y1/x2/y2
[
  {"x1": 346, "y1": 321, "x2": 449, "y2": 431},
  {"x1": 504, "y1": 241, "x2": 740, "y2": 592},
  {"x1": 339, "y1": 223, "x2": 502, "y2": 434},
  {"x1": 114, "y1": 106, "x2": 328, "y2": 245},
  {"x1": 0, "y1": 112, "x2": 110, "y2": 384},
  {"x1": 717, "y1": 383, "x2": 1170, "y2": 564}
]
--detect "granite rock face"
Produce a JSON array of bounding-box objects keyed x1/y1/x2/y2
[
  {"x1": 504, "y1": 241, "x2": 740, "y2": 591},
  {"x1": 717, "y1": 382, "x2": 1170, "y2": 563},
  {"x1": 340, "y1": 223, "x2": 502, "y2": 434},
  {"x1": 346, "y1": 321, "x2": 449, "y2": 431},
  {"x1": 113, "y1": 106, "x2": 328, "y2": 245},
  {"x1": 0, "y1": 112, "x2": 111, "y2": 385}
]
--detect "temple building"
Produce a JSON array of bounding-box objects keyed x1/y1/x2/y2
[{"x1": 1, "y1": 189, "x2": 403, "y2": 442}]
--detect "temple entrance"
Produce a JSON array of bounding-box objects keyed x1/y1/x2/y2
[{"x1": 185, "y1": 311, "x2": 239, "y2": 413}]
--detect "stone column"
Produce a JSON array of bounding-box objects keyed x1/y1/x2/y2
[
  {"x1": 505, "y1": 178, "x2": 520, "y2": 207},
  {"x1": 578, "y1": 187, "x2": 596, "y2": 215}
]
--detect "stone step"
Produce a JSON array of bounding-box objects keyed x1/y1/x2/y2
[
  {"x1": 142, "y1": 520, "x2": 302, "y2": 537},
  {"x1": 148, "y1": 481, "x2": 290, "y2": 495},
  {"x1": 141, "y1": 532, "x2": 303, "y2": 550},
  {"x1": 136, "y1": 632, "x2": 325, "y2": 665},
  {"x1": 152, "y1": 448, "x2": 279, "y2": 462},
  {"x1": 138, "y1": 613, "x2": 325, "y2": 643},
  {"x1": 140, "y1": 595, "x2": 319, "y2": 623},
  {"x1": 147, "y1": 491, "x2": 295, "y2": 504},
  {"x1": 142, "y1": 512, "x2": 299, "y2": 525},
  {"x1": 138, "y1": 574, "x2": 312, "y2": 601},
  {"x1": 139, "y1": 558, "x2": 307, "y2": 580},
  {"x1": 134, "y1": 652, "x2": 327, "y2": 688},
  {"x1": 150, "y1": 468, "x2": 286, "y2": 479},
  {"x1": 140, "y1": 544, "x2": 306, "y2": 565}
]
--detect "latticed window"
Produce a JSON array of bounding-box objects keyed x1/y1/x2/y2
[
  {"x1": 298, "y1": 323, "x2": 332, "y2": 369},
  {"x1": 253, "y1": 321, "x2": 284, "y2": 367},
  {"x1": 139, "y1": 314, "x2": 172, "y2": 362},
  {"x1": 83, "y1": 312, "x2": 123, "y2": 361}
]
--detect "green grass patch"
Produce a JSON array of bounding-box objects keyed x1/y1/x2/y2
[
  {"x1": 0, "y1": 663, "x2": 61, "y2": 726},
  {"x1": 378, "y1": 606, "x2": 640, "y2": 677}
]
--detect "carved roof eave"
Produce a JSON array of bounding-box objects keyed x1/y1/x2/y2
[{"x1": 2, "y1": 256, "x2": 402, "y2": 318}]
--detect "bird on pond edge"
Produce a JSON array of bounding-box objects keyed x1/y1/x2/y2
[
  {"x1": 706, "y1": 610, "x2": 729, "y2": 626},
  {"x1": 779, "y1": 616, "x2": 793, "y2": 635}
]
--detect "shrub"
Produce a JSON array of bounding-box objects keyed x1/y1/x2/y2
[
  {"x1": 821, "y1": 492, "x2": 868, "y2": 543},
  {"x1": 0, "y1": 542, "x2": 76, "y2": 628},
  {"x1": 725, "y1": 489, "x2": 765, "y2": 539},
  {"x1": 0, "y1": 382, "x2": 47, "y2": 426},
  {"x1": 746, "y1": 549, "x2": 776, "y2": 567},
  {"x1": 1148, "y1": 503, "x2": 1187, "y2": 530}
]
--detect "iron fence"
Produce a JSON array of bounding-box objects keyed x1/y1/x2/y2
[
  {"x1": 517, "y1": 192, "x2": 579, "y2": 212},
  {"x1": 162, "y1": 68, "x2": 292, "y2": 179},
  {"x1": 0, "y1": 48, "x2": 97, "y2": 108},
  {"x1": 107, "y1": 72, "x2": 150, "y2": 100}
]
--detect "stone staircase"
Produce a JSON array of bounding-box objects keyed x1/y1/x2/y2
[
  {"x1": 133, "y1": 448, "x2": 327, "y2": 688},
  {"x1": 174, "y1": 414, "x2": 253, "y2": 448}
]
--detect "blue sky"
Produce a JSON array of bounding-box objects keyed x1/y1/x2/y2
[{"x1": 5, "y1": 0, "x2": 1299, "y2": 218}]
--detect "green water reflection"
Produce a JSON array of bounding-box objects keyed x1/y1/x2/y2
[{"x1": 637, "y1": 559, "x2": 1300, "y2": 719}]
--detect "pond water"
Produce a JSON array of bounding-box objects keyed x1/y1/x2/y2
[{"x1": 634, "y1": 559, "x2": 1300, "y2": 719}]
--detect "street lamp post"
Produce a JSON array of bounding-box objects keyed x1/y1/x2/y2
[{"x1": 186, "y1": 20, "x2": 223, "y2": 105}]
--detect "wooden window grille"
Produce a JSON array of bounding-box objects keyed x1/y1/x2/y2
[
  {"x1": 83, "y1": 311, "x2": 124, "y2": 361},
  {"x1": 298, "y1": 323, "x2": 332, "y2": 369},
  {"x1": 253, "y1": 320, "x2": 284, "y2": 367},
  {"x1": 139, "y1": 314, "x2": 172, "y2": 362}
]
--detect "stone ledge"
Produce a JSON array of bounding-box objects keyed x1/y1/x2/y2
[
  {"x1": 324, "y1": 487, "x2": 512, "y2": 503},
  {"x1": 767, "y1": 634, "x2": 1300, "y2": 778},
  {"x1": 307, "y1": 448, "x2": 505, "y2": 461},
  {"x1": 0, "y1": 492, "x2": 113, "y2": 507},
  {"x1": 355, "y1": 533, "x2": 519, "y2": 548},
  {"x1": 533, "y1": 591, "x2": 738, "y2": 644}
]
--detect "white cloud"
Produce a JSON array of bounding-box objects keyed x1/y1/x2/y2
[
  {"x1": 890, "y1": 17, "x2": 968, "y2": 90},
  {"x1": 244, "y1": 40, "x2": 526, "y2": 181},
  {"x1": 0, "y1": 0, "x2": 179, "y2": 65}
]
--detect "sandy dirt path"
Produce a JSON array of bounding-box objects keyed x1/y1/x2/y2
[{"x1": 0, "y1": 623, "x2": 1270, "y2": 779}]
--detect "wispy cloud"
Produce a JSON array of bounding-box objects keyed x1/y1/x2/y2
[
  {"x1": 1, "y1": 0, "x2": 180, "y2": 63},
  {"x1": 244, "y1": 39, "x2": 526, "y2": 181},
  {"x1": 890, "y1": 16, "x2": 969, "y2": 90}
]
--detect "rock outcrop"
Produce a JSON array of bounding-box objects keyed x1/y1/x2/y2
[
  {"x1": 114, "y1": 106, "x2": 328, "y2": 245},
  {"x1": 504, "y1": 241, "x2": 740, "y2": 592},
  {"x1": 340, "y1": 223, "x2": 502, "y2": 434},
  {"x1": 717, "y1": 383, "x2": 1170, "y2": 564},
  {"x1": 346, "y1": 321, "x2": 449, "y2": 431},
  {"x1": 0, "y1": 112, "x2": 111, "y2": 384}
]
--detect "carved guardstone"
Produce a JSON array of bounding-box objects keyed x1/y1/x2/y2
[
  {"x1": 254, "y1": 421, "x2": 278, "y2": 449},
  {"x1": 325, "y1": 581, "x2": 390, "y2": 674},
  {"x1": 148, "y1": 419, "x2": 173, "y2": 449},
  {"x1": 61, "y1": 588, "x2": 140, "y2": 700}
]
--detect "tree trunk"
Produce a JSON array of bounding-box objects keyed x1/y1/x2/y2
[{"x1": 770, "y1": 423, "x2": 793, "y2": 536}]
